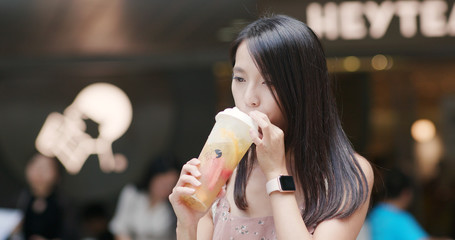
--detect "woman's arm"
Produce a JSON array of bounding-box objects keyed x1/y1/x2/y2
[
  {"x1": 174, "y1": 211, "x2": 213, "y2": 240},
  {"x1": 249, "y1": 111, "x2": 374, "y2": 240},
  {"x1": 249, "y1": 110, "x2": 313, "y2": 239},
  {"x1": 197, "y1": 211, "x2": 214, "y2": 240},
  {"x1": 269, "y1": 154, "x2": 374, "y2": 240},
  {"x1": 269, "y1": 191, "x2": 313, "y2": 239},
  {"x1": 311, "y1": 154, "x2": 374, "y2": 239},
  {"x1": 169, "y1": 159, "x2": 215, "y2": 240}
]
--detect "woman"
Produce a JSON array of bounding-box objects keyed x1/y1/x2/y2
[{"x1": 169, "y1": 14, "x2": 374, "y2": 240}]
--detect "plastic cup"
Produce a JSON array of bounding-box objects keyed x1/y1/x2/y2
[{"x1": 181, "y1": 107, "x2": 256, "y2": 212}]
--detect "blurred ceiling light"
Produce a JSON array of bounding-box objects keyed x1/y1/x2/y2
[
  {"x1": 411, "y1": 119, "x2": 436, "y2": 143},
  {"x1": 343, "y1": 56, "x2": 361, "y2": 72},
  {"x1": 36, "y1": 83, "x2": 132, "y2": 174},
  {"x1": 371, "y1": 54, "x2": 388, "y2": 70},
  {"x1": 415, "y1": 135, "x2": 443, "y2": 181}
]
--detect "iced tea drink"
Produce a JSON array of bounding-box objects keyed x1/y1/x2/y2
[{"x1": 181, "y1": 107, "x2": 256, "y2": 212}]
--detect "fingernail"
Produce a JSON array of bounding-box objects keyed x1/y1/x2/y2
[{"x1": 195, "y1": 180, "x2": 201, "y2": 186}]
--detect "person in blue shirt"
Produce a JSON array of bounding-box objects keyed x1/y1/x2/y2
[{"x1": 367, "y1": 168, "x2": 433, "y2": 240}]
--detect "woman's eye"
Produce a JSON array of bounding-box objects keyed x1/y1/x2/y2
[{"x1": 233, "y1": 76, "x2": 245, "y2": 82}]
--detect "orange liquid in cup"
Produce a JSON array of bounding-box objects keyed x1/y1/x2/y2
[{"x1": 181, "y1": 126, "x2": 253, "y2": 212}]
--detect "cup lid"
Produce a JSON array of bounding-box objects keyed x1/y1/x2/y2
[{"x1": 216, "y1": 107, "x2": 257, "y2": 130}]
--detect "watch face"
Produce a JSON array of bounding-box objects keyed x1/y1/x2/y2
[{"x1": 279, "y1": 176, "x2": 296, "y2": 191}]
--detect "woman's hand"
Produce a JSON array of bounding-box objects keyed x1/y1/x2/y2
[
  {"x1": 249, "y1": 110, "x2": 288, "y2": 180},
  {"x1": 169, "y1": 158, "x2": 226, "y2": 240},
  {"x1": 169, "y1": 158, "x2": 206, "y2": 228}
]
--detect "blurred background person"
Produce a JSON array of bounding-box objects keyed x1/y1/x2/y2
[
  {"x1": 109, "y1": 153, "x2": 180, "y2": 240},
  {"x1": 14, "y1": 153, "x2": 64, "y2": 240},
  {"x1": 367, "y1": 168, "x2": 451, "y2": 240}
]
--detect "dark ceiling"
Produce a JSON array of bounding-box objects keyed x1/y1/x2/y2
[
  {"x1": 0, "y1": 0, "x2": 257, "y2": 61},
  {"x1": 0, "y1": 0, "x2": 454, "y2": 68}
]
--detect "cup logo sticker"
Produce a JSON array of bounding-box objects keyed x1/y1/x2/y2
[{"x1": 215, "y1": 149, "x2": 222, "y2": 158}]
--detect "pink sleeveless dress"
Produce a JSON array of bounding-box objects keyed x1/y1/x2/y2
[{"x1": 212, "y1": 197, "x2": 315, "y2": 240}]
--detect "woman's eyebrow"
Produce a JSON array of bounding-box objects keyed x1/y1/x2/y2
[{"x1": 232, "y1": 66, "x2": 246, "y2": 73}]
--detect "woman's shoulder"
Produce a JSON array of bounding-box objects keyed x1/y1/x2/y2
[{"x1": 354, "y1": 153, "x2": 374, "y2": 189}]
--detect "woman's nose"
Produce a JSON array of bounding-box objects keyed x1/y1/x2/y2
[{"x1": 244, "y1": 85, "x2": 259, "y2": 107}]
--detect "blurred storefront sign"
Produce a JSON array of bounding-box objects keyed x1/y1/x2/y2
[
  {"x1": 35, "y1": 83, "x2": 132, "y2": 174},
  {"x1": 307, "y1": 0, "x2": 455, "y2": 40},
  {"x1": 260, "y1": 0, "x2": 455, "y2": 57}
]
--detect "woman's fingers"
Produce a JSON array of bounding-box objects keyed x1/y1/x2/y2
[
  {"x1": 172, "y1": 186, "x2": 196, "y2": 197},
  {"x1": 187, "y1": 158, "x2": 201, "y2": 166},
  {"x1": 169, "y1": 158, "x2": 202, "y2": 202},
  {"x1": 249, "y1": 110, "x2": 282, "y2": 146},
  {"x1": 170, "y1": 186, "x2": 195, "y2": 200},
  {"x1": 247, "y1": 110, "x2": 287, "y2": 177},
  {"x1": 249, "y1": 111, "x2": 271, "y2": 131},
  {"x1": 249, "y1": 127, "x2": 262, "y2": 145},
  {"x1": 180, "y1": 158, "x2": 201, "y2": 177},
  {"x1": 169, "y1": 159, "x2": 203, "y2": 204},
  {"x1": 177, "y1": 174, "x2": 202, "y2": 188},
  {"x1": 249, "y1": 111, "x2": 267, "y2": 144}
]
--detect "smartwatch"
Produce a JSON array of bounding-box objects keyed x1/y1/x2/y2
[{"x1": 266, "y1": 175, "x2": 296, "y2": 195}]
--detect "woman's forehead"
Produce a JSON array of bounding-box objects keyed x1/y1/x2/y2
[{"x1": 233, "y1": 42, "x2": 258, "y2": 70}]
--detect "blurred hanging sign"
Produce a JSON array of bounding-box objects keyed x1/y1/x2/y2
[
  {"x1": 35, "y1": 83, "x2": 133, "y2": 174},
  {"x1": 306, "y1": 0, "x2": 455, "y2": 40},
  {"x1": 258, "y1": 0, "x2": 455, "y2": 56}
]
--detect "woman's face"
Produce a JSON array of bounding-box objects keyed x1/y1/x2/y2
[{"x1": 231, "y1": 41, "x2": 286, "y2": 130}]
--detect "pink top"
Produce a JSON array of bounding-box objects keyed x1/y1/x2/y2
[{"x1": 212, "y1": 197, "x2": 315, "y2": 240}]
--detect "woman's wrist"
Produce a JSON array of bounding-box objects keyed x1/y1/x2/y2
[
  {"x1": 176, "y1": 221, "x2": 197, "y2": 240},
  {"x1": 265, "y1": 169, "x2": 289, "y2": 181}
]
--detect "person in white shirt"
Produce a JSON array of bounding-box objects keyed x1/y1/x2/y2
[{"x1": 110, "y1": 154, "x2": 180, "y2": 240}]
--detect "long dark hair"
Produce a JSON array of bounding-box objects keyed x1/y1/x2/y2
[{"x1": 230, "y1": 15, "x2": 369, "y2": 227}]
